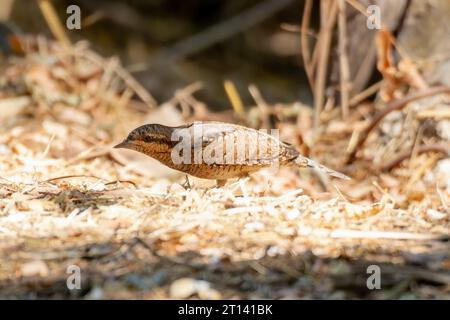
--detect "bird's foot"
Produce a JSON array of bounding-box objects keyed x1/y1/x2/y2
[{"x1": 181, "y1": 175, "x2": 192, "y2": 189}]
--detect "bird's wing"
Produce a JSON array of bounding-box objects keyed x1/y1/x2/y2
[{"x1": 176, "y1": 122, "x2": 294, "y2": 165}]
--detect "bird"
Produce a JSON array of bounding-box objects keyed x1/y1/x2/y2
[{"x1": 114, "y1": 121, "x2": 350, "y2": 186}]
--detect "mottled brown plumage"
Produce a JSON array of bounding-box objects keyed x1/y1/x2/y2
[{"x1": 114, "y1": 121, "x2": 350, "y2": 186}]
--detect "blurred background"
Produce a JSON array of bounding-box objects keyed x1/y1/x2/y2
[
  {"x1": 0, "y1": 0, "x2": 449, "y2": 299},
  {"x1": 4, "y1": 1, "x2": 450, "y2": 118},
  {"x1": 4, "y1": 0, "x2": 313, "y2": 106},
  {"x1": 5, "y1": 0, "x2": 450, "y2": 106}
]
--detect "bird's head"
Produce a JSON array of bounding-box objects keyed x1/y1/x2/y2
[{"x1": 114, "y1": 124, "x2": 175, "y2": 154}]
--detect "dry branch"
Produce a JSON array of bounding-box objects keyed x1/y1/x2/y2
[
  {"x1": 338, "y1": 0, "x2": 351, "y2": 119},
  {"x1": 37, "y1": 0, "x2": 71, "y2": 46},
  {"x1": 381, "y1": 144, "x2": 450, "y2": 172},
  {"x1": 314, "y1": 0, "x2": 338, "y2": 128},
  {"x1": 301, "y1": 0, "x2": 314, "y2": 90},
  {"x1": 346, "y1": 86, "x2": 450, "y2": 164}
]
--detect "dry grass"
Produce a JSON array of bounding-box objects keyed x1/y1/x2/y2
[{"x1": 0, "y1": 38, "x2": 449, "y2": 299}]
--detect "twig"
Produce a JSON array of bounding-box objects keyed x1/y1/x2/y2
[
  {"x1": 112, "y1": 62, "x2": 157, "y2": 108},
  {"x1": 417, "y1": 108, "x2": 450, "y2": 120},
  {"x1": 408, "y1": 123, "x2": 425, "y2": 172},
  {"x1": 45, "y1": 175, "x2": 108, "y2": 183},
  {"x1": 406, "y1": 153, "x2": 441, "y2": 191},
  {"x1": 280, "y1": 23, "x2": 317, "y2": 38},
  {"x1": 349, "y1": 80, "x2": 383, "y2": 107},
  {"x1": 298, "y1": 228, "x2": 443, "y2": 241},
  {"x1": 81, "y1": 11, "x2": 105, "y2": 28},
  {"x1": 40, "y1": 133, "x2": 56, "y2": 159},
  {"x1": 338, "y1": 0, "x2": 351, "y2": 119},
  {"x1": 345, "y1": 0, "x2": 370, "y2": 18},
  {"x1": 333, "y1": 185, "x2": 349, "y2": 202},
  {"x1": 314, "y1": 0, "x2": 338, "y2": 128},
  {"x1": 169, "y1": 82, "x2": 203, "y2": 106},
  {"x1": 104, "y1": 180, "x2": 137, "y2": 188},
  {"x1": 346, "y1": 86, "x2": 450, "y2": 164},
  {"x1": 249, "y1": 84, "x2": 271, "y2": 128},
  {"x1": 37, "y1": 0, "x2": 71, "y2": 46},
  {"x1": 77, "y1": 49, "x2": 157, "y2": 108},
  {"x1": 322, "y1": 81, "x2": 381, "y2": 121},
  {"x1": 224, "y1": 80, "x2": 244, "y2": 115},
  {"x1": 381, "y1": 144, "x2": 449, "y2": 172},
  {"x1": 300, "y1": 0, "x2": 314, "y2": 90}
]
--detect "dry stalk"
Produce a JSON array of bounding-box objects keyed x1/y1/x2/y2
[
  {"x1": 338, "y1": 0, "x2": 351, "y2": 119},
  {"x1": 381, "y1": 144, "x2": 449, "y2": 172},
  {"x1": 300, "y1": 0, "x2": 314, "y2": 90},
  {"x1": 37, "y1": 0, "x2": 71, "y2": 46},
  {"x1": 314, "y1": 0, "x2": 338, "y2": 128}
]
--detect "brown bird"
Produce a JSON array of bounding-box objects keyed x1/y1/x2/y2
[{"x1": 114, "y1": 121, "x2": 350, "y2": 186}]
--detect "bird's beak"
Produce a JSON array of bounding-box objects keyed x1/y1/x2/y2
[{"x1": 113, "y1": 140, "x2": 130, "y2": 149}]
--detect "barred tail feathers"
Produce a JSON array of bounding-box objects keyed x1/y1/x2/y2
[{"x1": 295, "y1": 156, "x2": 351, "y2": 180}]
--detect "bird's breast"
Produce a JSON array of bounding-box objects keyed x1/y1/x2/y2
[{"x1": 151, "y1": 151, "x2": 268, "y2": 179}]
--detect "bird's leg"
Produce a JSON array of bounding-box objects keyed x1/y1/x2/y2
[
  {"x1": 216, "y1": 179, "x2": 228, "y2": 188},
  {"x1": 181, "y1": 175, "x2": 192, "y2": 189}
]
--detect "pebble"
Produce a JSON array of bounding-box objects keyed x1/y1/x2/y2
[
  {"x1": 426, "y1": 209, "x2": 447, "y2": 220},
  {"x1": 169, "y1": 278, "x2": 221, "y2": 299}
]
